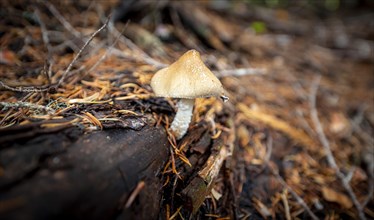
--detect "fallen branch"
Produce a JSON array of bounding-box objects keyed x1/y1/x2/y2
[{"x1": 309, "y1": 75, "x2": 366, "y2": 220}]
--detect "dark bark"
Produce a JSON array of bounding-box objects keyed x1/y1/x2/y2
[{"x1": 0, "y1": 125, "x2": 169, "y2": 220}]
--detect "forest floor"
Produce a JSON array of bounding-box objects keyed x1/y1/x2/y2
[{"x1": 0, "y1": 0, "x2": 373, "y2": 219}]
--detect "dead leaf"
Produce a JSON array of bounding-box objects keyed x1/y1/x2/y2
[
  {"x1": 0, "y1": 50, "x2": 20, "y2": 65},
  {"x1": 238, "y1": 103, "x2": 315, "y2": 148},
  {"x1": 329, "y1": 112, "x2": 351, "y2": 136},
  {"x1": 211, "y1": 188, "x2": 222, "y2": 201},
  {"x1": 322, "y1": 186, "x2": 353, "y2": 209}
]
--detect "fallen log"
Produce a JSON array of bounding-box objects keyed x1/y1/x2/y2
[{"x1": 0, "y1": 124, "x2": 169, "y2": 220}]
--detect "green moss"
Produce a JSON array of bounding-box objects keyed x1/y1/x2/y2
[{"x1": 250, "y1": 21, "x2": 267, "y2": 34}]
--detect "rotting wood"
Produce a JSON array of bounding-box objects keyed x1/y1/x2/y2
[
  {"x1": 0, "y1": 125, "x2": 169, "y2": 220},
  {"x1": 182, "y1": 141, "x2": 228, "y2": 213}
]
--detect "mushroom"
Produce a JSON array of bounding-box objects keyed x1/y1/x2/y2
[{"x1": 151, "y1": 49, "x2": 227, "y2": 140}]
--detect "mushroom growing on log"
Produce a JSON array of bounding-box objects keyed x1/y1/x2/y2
[{"x1": 151, "y1": 49, "x2": 227, "y2": 139}]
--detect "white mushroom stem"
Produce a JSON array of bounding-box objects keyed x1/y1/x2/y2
[{"x1": 170, "y1": 99, "x2": 195, "y2": 140}]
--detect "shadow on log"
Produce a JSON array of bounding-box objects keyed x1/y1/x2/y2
[{"x1": 0, "y1": 125, "x2": 169, "y2": 220}]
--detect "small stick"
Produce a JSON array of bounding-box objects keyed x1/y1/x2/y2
[
  {"x1": 44, "y1": 2, "x2": 81, "y2": 38},
  {"x1": 281, "y1": 190, "x2": 291, "y2": 220},
  {"x1": 1, "y1": 10, "x2": 109, "y2": 92},
  {"x1": 264, "y1": 134, "x2": 318, "y2": 219},
  {"x1": 363, "y1": 178, "x2": 373, "y2": 208},
  {"x1": 169, "y1": 206, "x2": 182, "y2": 220},
  {"x1": 108, "y1": 23, "x2": 167, "y2": 68},
  {"x1": 0, "y1": 80, "x2": 50, "y2": 92},
  {"x1": 56, "y1": 16, "x2": 111, "y2": 87},
  {"x1": 309, "y1": 75, "x2": 366, "y2": 220},
  {"x1": 0, "y1": 110, "x2": 12, "y2": 125},
  {"x1": 270, "y1": 165, "x2": 319, "y2": 220},
  {"x1": 34, "y1": 8, "x2": 52, "y2": 58},
  {"x1": 213, "y1": 67, "x2": 266, "y2": 78},
  {"x1": 86, "y1": 21, "x2": 130, "y2": 75}
]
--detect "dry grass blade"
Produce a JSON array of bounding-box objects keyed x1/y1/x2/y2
[
  {"x1": 124, "y1": 181, "x2": 145, "y2": 209},
  {"x1": 176, "y1": 153, "x2": 192, "y2": 167},
  {"x1": 40, "y1": 118, "x2": 80, "y2": 129},
  {"x1": 116, "y1": 110, "x2": 139, "y2": 116},
  {"x1": 281, "y1": 190, "x2": 291, "y2": 220},
  {"x1": 114, "y1": 94, "x2": 151, "y2": 100},
  {"x1": 83, "y1": 112, "x2": 103, "y2": 130},
  {"x1": 68, "y1": 92, "x2": 109, "y2": 104},
  {"x1": 169, "y1": 206, "x2": 182, "y2": 220},
  {"x1": 169, "y1": 146, "x2": 180, "y2": 179},
  {"x1": 168, "y1": 135, "x2": 191, "y2": 167}
]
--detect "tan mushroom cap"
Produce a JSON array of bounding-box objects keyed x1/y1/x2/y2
[{"x1": 151, "y1": 50, "x2": 224, "y2": 99}]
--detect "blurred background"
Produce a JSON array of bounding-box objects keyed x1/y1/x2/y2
[{"x1": 0, "y1": 0, "x2": 373, "y2": 219}]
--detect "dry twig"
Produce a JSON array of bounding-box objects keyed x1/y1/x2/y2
[
  {"x1": 0, "y1": 8, "x2": 109, "y2": 92},
  {"x1": 44, "y1": 2, "x2": 81, "y2": 38},
  {"x1": 269, "y1": 164, "x2": 319, "y2": 220},
  {"x1": 261, "y1": 134, "x2": 318, "y2": 219},
  {"x1": 0, "y1": 80, "x2": 50, "y2": 92},
  {"x1": 34, "y1": 8, "x2": 52, "y2": 58},
  {"x1": 280, "y1": 190, "x2": 291, "y2": 220},
  {"x1": 108, "y1": 22, "x2": 167, "y2": 68},
  {"x1": 87, "y1": 21, "x2": 130, "y2": 75},
  {"x1": 0, "y1": 101, "x2": 55, "y2": 113},
  {"x1": 309, "y1": 75, "x2": 366, "y2": 220},
  {"x1": 57, "y1": 16, "x2": 111, "y2": 87}
]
